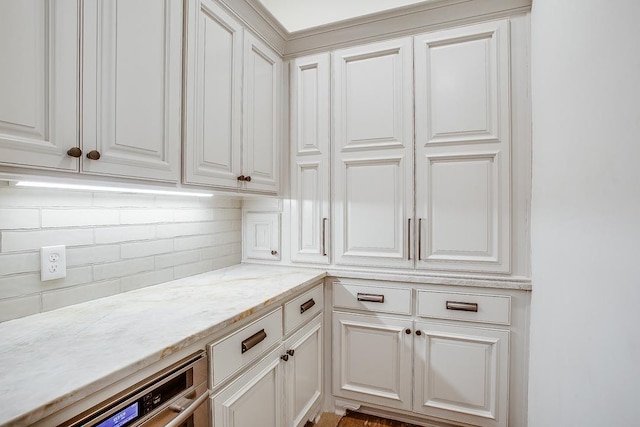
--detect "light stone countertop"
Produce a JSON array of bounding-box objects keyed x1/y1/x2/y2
[{"x1": 0, "y1": 264, "x2": 326, "y2": 427}]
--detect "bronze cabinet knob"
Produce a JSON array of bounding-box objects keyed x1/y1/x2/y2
[
  {"x1": 244, "y1": 176, "x2": 251, "y2": 182},
  {"x1": 237, "y1": 175, "x2": 245, "y2": 181},
  {"x1": 286, "y1": 349, "x2": 294, "y2": 357},
  {"x1": 271, "y1": 250, "x2": 278, "y2": 256},
  {"x1": 405, "y1": 328, "x2": 411, "y2": 335},
  {"x1": 86, "y1": 150, "x2": 101, "y2": 160},
  {"x1": 415, "y1": 330, "x2": 422, "y2": 336},
  {"x1": 66, "y1": 147, "x2": 82, "y2": 158},
  {"x1": 280, "y1": 354, "x2": 289, "y2": 362}
]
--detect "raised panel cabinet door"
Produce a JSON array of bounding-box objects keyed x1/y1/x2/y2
[
  {"x1": 414, "y1": 20, "x2": 511, "y2": 273},
  {"x1": 284, "y1": 314, "x2": 323, "y2": 427},
  {"x1": 183, "y1": 0, "x2": 243, "y2": 188},
  {"x1": 290, "y1": 53, "x2": 331, "y2": 264},
  {"x1": 212, "y1": 346, "x2": 284, "y2": 427},
  {"x1": 414, "y1": 321, "x2": 510, "y2": 427},
  {"x1": 242, "y1": 33, "x2": 281, "y2": 193},
  {"x1": 332, "y1": 312, "x2": 412, "y2": 411},
  {"x1": 82, "y1": 0, "x2": 182, "y2": 182},
  {"x1": 333, "y1": 38, "x2": 414, "y2": 269},
  {"x1": 0, "y1": 0, "x2": 78, "y2": 171},
  {"x1": 243, "y1": 212, "x2": 280, "y2": 261}
]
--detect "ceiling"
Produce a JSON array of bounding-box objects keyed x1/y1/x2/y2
[{"x1": 255, "y1": 0, "x2": 434, "y2": 33}]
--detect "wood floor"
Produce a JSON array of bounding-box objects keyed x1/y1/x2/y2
[{"x1": 308, "y1": 412, "x2": 421, "y2": 427}]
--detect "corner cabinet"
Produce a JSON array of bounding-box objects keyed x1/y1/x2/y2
[{"x1": 183, "y1": 0, "x2": 282, "y2": 194}]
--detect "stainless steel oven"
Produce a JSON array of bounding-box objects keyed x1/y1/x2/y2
[{"x1": 61, "y1": 351, "x2": 209, "y2": 427}]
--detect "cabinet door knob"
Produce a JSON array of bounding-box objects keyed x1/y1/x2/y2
[
  {"x1": 86, "y1": 150, "x2": 101, "y2": 160},
  {"x1": 237, "y1": 175, "x2": 245, "y2": 181},
  {"x1": 415, "y1": 330, "x2": 422, "y2": 336},
  {"x1": 280, "y1": 354, "x2": 289, "y2": 362},
  {"x1": 244, "y1": 175, "x2": 251, "y2": 182},
  {"x1": 66, "y1": 147, "x2": 82, "y2": 158},
  {"x1": 286, "y1": 349, "x2": 295, "y2": 357},
  {"x1": 271, "y1": 250, "x2": 278, "y2": 256},
  {"x1": 405, "y1": 328, "x2": 411, "y2": 335}
]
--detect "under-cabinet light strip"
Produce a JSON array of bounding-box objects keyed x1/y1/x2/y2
[{"x1": 14, "y1": 181, "x2": 213, "y2": 198}]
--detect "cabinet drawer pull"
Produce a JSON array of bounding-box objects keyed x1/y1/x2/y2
[
  {"x1": 86, "y1": 150, "x2": 101, "y2": 160},
  {"x1": 446, "y1": 301, "x2": 478, "y2": 312},
  {"x1": 322, "y1": 218, "x2": 328, "y2": 256},
  {"x1": 357, "y1": 293, "x2": 385, "y2": 303},
  {"x1": 407, "y1": 218, "x2": 411, "y2": 260},
  {"x1": 300, "y1": 298, "x2": 316, "y2": 314},
  {"x1": 241, "y1": 329, "x2": 267, "y2": 353},
  {"x1": 67, "y1": 147, "x2": 82, "y2": 158}
]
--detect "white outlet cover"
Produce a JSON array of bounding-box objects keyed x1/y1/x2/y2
[{"x1": 41, "y1": 245, "x2": 67, "y2": 281}]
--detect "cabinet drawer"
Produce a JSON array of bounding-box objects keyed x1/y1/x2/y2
[
  {"x1": 284, "y1": 283, "x2": 324, "y2": 335},
  {"x1": 417, "y1": 290, "x2": 511, "y2": 325},
  {"x1": 333, "y1": 281, "x2": 412, "y2": 315},
  {"x1": 209, "y1": 308, "x2": 283, "y2": 387}
]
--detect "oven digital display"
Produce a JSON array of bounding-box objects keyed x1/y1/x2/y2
[{"x1": 95, "y1": 402, "x2": 139, "y2": 427}]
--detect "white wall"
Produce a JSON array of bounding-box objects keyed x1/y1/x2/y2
[
  {"x1": 0, "y1": 187, "x2": 241, "y2": 322},
  {"x1": 529, "y1": 1, "x2": 640, "y2": 425}
]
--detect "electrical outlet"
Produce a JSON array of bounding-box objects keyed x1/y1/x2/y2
[{"x1": 41, "y1": 245, "x2": 66, "y2": 281}]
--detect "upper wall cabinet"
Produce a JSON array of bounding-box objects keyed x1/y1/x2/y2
[
  {"x1": 0, "y1": 0, "x2": 79, "y2": 172},
  {"x1": 82, "y1": 0, "x2": 182, "y2": 182},
  {"x1": 414, "y1": 20, "x2": 511, "y2": 273},
  {"x1": 332, "y1": 38, "x2": 414, "y2": 269},
  {"x1": 183, "y1": 1, "x2": 281, "y2": 194},
  {"x1": 290, "y1": 53, "x2": 331, "y2": 265}
]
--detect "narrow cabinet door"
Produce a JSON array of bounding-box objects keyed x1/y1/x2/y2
[
  {"x1": 183, "y1": 0, "x2": 243, "y2": 188},
  {"x1": 332, "y1": 38, "x2": 414, "y2": 269},
  {"x1": 290, "y1": 53, "x2": 331, "y2": 264},
  {"x1": 243, "y1": 33, "x2": 281, "y2": 193},
  {"x1": 284, "y1": 314, "x2": 323, "y2": 427},
  {"x1": 332, "y1": 312, "x2": 412, "y2": 411},
  {"x1": 243, "y1": 212, "x2": 281, "y2": 261},
  {"x1": 414, "y1": 20, "x2": 511, "y2": 273},
  {"x1": 212, "y1": 346, "x2": 285, "y2": 427},
  {"x1": 0, "y1": 0, "x2": 78, "y2": 171},
  {"x1": 82, "y1": 0, "x2": 182, "y2": 182},
  {"x1": 413, "y1": 321, "x2": 510, "y2": 427}
]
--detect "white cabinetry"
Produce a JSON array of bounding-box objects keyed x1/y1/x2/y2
[
  {"x1": 183, "y1": 3, "x2": 281, "y2": 193},
  {"x1": 332, "y1": 38, "x2": 414, "y2": 269},
  {"x1": 243, "y1": 212, "x2": 281, "y2": 261},
  {"x1": 81, "y1": 0, "x2": 182, "y2": 181},
  {"x1": 0, "y1": 0, "x2": 78, "y2": 171},
  {"x1": 290, "y1": 53, "x2": 331, "y2": 264},
  {"x1": 414, "y1": 20, "x2": 511, "y2": 273},
  {"x1": 332, "y1": 279, "x2": 515, "y2": 427}
]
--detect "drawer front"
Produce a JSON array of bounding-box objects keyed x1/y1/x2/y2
[
  {"x1": 417, "y1": 290, "x2": 511, "y2": 325},
  {"x1": 284, "y1": 283, "x2": 324, "y2": 335},
  {"x1": 333, "y1": 281, "x2": 412, "y2": 315},
  {"x1": 209, "y1": 308, "x2": 283, "y2": 387}
]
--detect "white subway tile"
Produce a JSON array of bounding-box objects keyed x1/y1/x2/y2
[
  {"x1": 94, "y1": 225, "x2": 155, "y2": 244},
  {"x1": 154, "y1": 196, "x2": 202, "y2": 209},
  {"x1": 155, "y1": 249, "x2": 200, "y2": 269},
  {"x1": 174, "y1": 260, "x2": 214, "y2": 279},
  {"x1": 212, "y1": 231, "x2": 241, "y2": 246},
  {"x1": 42, "y1": 209, "x2": 119, "y2": 228},
  {"x1": 212, "y1": 221, "x2": 233, "y2": 233},
  {"x1": 67, "y1": 245, "x2": 121, "y2": 267},
  {"x1": 156, "y1": 222, "x2": 214, "y2": 238},
  {"x1": 121, "y1": 268, "x2": 174, "y2": 292},
  {"x1": 212, "y1": 209, "x2": 242, "y2": 220},
  {"x1": 213, "y1": 254, "x2": 241, "y2": 270},
  {"x1": 0, "y1": 229, "x2": 94, "y2": 252},
  {"x1": 173, "y1": 235, "x2": 213, "y2": 251},
  {"x1": 173, "y1": 209, "x2": 213, "y2": 222},
  {"x1": 0, "y1": 266, "x2": 93, "y2": 298},
  {"x1": 92, "y1": 192, "x2": 155, "y2": 207},
  {"x1": 0, "y1": 209, "x2": 40, "y2": 229},
  {"x1": 42, "y1": 279, "x2": 120, "y2": 312},
  {"x1": 204, "y1": 197, "x2": 241, "y2": 209},
  {"x1": 231, "y1": 220, "x2": 241, "y2": 231},
  {"x1": 93, "y1": 257, "x2": 155, "y2": 281},
  {"x1": 0, "y1": 294, "x2": 41, "y2": 323},
  {"x1": 121, "y1": 239, "x2": 173, "y2": 259},
  {"x1": 0, "y1": 188, "x2": 92, "y2": 208},
  {"x1": 0, "y1": 252, "x2": 40, "y2": 275},
  {"x1": 120, "y1": 209, "x2": 174, "y2": 225}
]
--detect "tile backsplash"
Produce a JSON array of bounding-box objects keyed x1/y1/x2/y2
[{"x1": 0, "y1": 187, "x2": 241, "y2": 322}]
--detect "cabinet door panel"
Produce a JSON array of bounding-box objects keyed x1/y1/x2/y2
[
  {"x1": 212, "y1": 347, "x2": 283, "y2": 427},
  {"x1": 333, "y1": 38, "x2": 413, "y2": 269},
  {"x1": 332, "y1": 312, "x2": 412, "y2": 411},
  {"x1": 82, "y1": 0, "x2": 181, "y2": 181},
  {"x1": 184, "y1": 0, "x2": 242, "y2": 187},
  {"x1": 244, "y1": 212, "x2": 280, "y2": 261},
  {"x1": 0, "y1": 0, "x2": 78, "y2": 171},
  {"x1": 414, "y1": 321, "x2": 509, "y2": 427},
  {"x1": 415, "y1": 20, "x2": 510, "y2": 273},
  {"x1": 291, "y1": 53, "x2": 330, "y2": 264},
  {"x1": 243, "y1": 33, "x2": 281, "y2": 193}
]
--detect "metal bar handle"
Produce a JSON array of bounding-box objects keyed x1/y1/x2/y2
[
  {"x1": 357, "y1": 293, "x2": 385, "y2": 303},
  {"x1": 300, "y1": 298, "x2": 316, "y2": 314},
  {"x1": 446, "y1": 301, "x2": 478, "y2": 312},
  {"x1": 418, "y1": 218, "x2": 423, "y2": 261},
  {"x1": 322, "y1": 218, "x2": 328, "y2": 256},
  {"x1": 241, "y1": 329, "x2": 267, "y2": 353},
  {"x1": 407, "y1": 218, "x2": 411, "y2": 260},
  {"x1": 165, "y1": 391, "x2": 209, "y2": 427}
]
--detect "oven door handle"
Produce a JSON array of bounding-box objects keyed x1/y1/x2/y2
[{"x1": 164, "y1": 390, "x2": 209, "y2": 427}]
